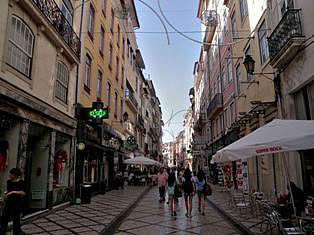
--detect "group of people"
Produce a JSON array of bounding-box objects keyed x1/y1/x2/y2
[{"x1": 156, "y1": 167, "x2": 209, "y2": 217}]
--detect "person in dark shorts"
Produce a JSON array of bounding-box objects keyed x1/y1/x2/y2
[
  {"x1": 183, "y1": 168, "x2": 195, "y2": 218},
  {"x1": 0, "y1": 168, "x2": 26, "y2": 235}
]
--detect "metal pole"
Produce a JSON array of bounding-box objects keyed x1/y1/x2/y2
[
  {"x1": 272, "y1": 153, "x2": 278, "y2": 197},
  {"x1": 283, "y1": 152, "x2": 296, "y2": 215}
]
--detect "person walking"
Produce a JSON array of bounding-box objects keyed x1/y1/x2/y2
[
  {"x1": 0, "y1": 168, "x2": 26, "y2": 235},
  {"x1": 167, "y1": 172, "x2": 176, "y2": 216},
  {"x1": 182, "y1": 168, "x2": 195, "y2": 218},
  {"x1": 156, "y1": 167, "x2": 168, "y2": 203},
  {"x1": 195, "y1": 169, "x2": 206, "y2": 215}
]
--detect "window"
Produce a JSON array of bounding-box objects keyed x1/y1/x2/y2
[
  {"x1": 122, "y1": 38, "x2": 125, "y2": 58},
  {"x1": 294, "y1": 82, "x2": 314, "y2": 120},
  {"x1": 107, "y1": 82, "x2": 111, "y2": 109},
  {"x1": 84, "y1": 54, "x2": 92, "y2": 92},
  {"x1": 279, "y1": 0, "x2": 294, "y2": 17},
  {"x1": 96, "y1": 70, "x2": 102, "y2": 101},
  {"x1": 227, "y1": 57, "x2": 233, "y2": 82},
  {"x1": 115, "y1": 57, "x2": 119, "y2": 80},
  {"x1": 230, "y1": 103, "x2": 234, "y2": 123},
  {"x1": 236, "y1": 64, "x2": 241, "y2": 94},
  {"x1": 258, "y1": 21, "x2": 269, "y2": 65},
  {"x1": 245, "y1": 46, "x2": 253, "y2": 81},
  {"x1": 231, "y1": 13, "x2": 237, "y2": 38},
  {"x1": 120, "y1": 98, "x2": 124, "y2": 121},
  {"x1": 88, "y1": 5, "x2": 95, "y2": 40},
  {"x1": 99, "y1": 27, "x2": 105, "y2": 56},
  {"x1": 102, "y1": 0, "x2": 107, "y2": 16},
  {"x1": 110, "y1": 8, "x2": 114, "y2": 34},
  {"x1": 221, "y1": 70, "x2": 226, "y2": 91},
  {"x1": 109, "y1": 43, "x2": 113, "y2": 69},
  {"x1": 239, "y1": 0, "x2": 248, "y2": 21},
  {"x1": 217, "y1": 76, "x2": 221, "y2": 93},
  {"x1": 55, "y1": 62, "x2": 69, "y2": 103},
  {"x1": 121, "y1": 66, "x2": 124, "y2": 89},
  {"x1": 127, "y1": 39, "x2": 130, "y2": 58},
  {"x1": 117, "y1": 25, "x2": 120, "y2": 47},
  {"x1": 114, "y1": 92, "x2": 118, "y2": 118},
  {"x1": 61, "y1": 0, "x2": 73, "y2": 25},
  {"x1": 7, "y1": 16, "x2": 34, "y2": 77}
]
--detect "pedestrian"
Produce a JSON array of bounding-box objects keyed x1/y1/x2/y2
[
  {"x1": 0, "y1": 168, "x2": 26, "y2": 235},
  {"x1": 167, "y1": 172, "x2": 176, "y2": 216},
  {"x1": 182, "y1": 168, "x2": 195, "y2": 218},
  {"x1": 195, "y1": 169, "x2": 206, "y2": 215},
  {"x1": 156, "y1": 167, "x2": 168, "y2": 203}
]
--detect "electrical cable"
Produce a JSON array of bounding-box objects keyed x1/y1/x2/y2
[
  {"x1": 136, "y1": 0, "x2": 170, "y2": 45},
  {"x1": 156, "y1": 0, "x2": 254, "y2": 47}
]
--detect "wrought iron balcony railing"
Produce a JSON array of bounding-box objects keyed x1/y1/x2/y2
[
  {"x1": 268, "y1": 9, "x2": 303, "y2": 62},
  {"x1": 125, "y1": 88, "x2": 138, "y2": 109},
  {"x1": 32, "y1": 0, "x2": 81, "y2": 59},
  {"x1": 207, "y1": 93, "x2": 223, "y2": 118}
]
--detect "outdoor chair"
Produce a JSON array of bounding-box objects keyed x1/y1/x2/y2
[
  {"x1": 231, "y1": 191, "x2": 253, "y2": 215},
  {"x1": 273, "y1": 211, "x2": 305, "y2": 235}
]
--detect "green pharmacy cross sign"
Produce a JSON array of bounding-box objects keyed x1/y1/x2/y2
[
  {"x1": 82, "y1": 102, "x2": 109, "y2": 124},
  {"x1": 88, "y1": 109, "x2": 108, "y2": 119}
]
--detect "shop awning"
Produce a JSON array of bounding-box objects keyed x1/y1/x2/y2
[{"x1": 213, "y1": 119, "x2": 314, "y2": 163}]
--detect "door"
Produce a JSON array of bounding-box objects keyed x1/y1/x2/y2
[{"x1": 26, "y1": 123, "x2": 51, "y2": 209}]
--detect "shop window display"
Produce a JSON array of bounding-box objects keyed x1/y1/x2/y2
[
  {"x1": 83, "y1": 157, "x2": 98, "y2": 184},
  {"x1": 54, "y1": 150, "x2": 68, "y2": 186},
  {"x1": 0, "y1": 141, "x2": 9, "y2": 170}
]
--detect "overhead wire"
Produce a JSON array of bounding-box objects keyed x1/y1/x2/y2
[
  {"x1": 136, "y1": 0, "x2": 170, "y2": 45},
  {"x1": 156, "y1": 0, "x2": 255, "y2": 47}
]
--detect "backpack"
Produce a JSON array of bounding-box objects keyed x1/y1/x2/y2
[
  {"x1": 204, "y1": 183, "x2": 212, "y2": 196},
  {"x1": 183, "y1": 179, "x2": 194, "y2": 193},
  {"x1": 168, "y1": 185, "x2": 175, "y2": 196}
]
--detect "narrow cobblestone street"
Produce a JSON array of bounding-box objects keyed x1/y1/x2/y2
[{"x1": 114, "y1": 187, "x2": 243, "y2": 235}]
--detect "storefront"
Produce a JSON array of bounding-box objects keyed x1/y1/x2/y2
[{"x1": 0, "y1": 98, "x2": 76, "y2": 214}]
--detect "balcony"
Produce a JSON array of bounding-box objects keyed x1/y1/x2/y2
[
  {"x1": 30, "y1": 0, "x2": 80, "y2": 60},
  {"x1": 268, "y1": 9, "x2": 305, "y2": 69},
  {"x1": 202, "y1": 10, "x2": 218, "y2": 51},
  {"x1": 207, "y1": 93, "x2": 223, "y2": 119},
  {"x1": 125, "y1": 88, "x2": 138, "y2": 111}
]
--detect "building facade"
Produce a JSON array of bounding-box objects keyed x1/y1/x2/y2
[{"x1": 0, "y1": 0, "x2": 81, "y2": 212}]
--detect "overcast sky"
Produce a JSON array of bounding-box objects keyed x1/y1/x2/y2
[{"x1": 134, "y1": 0, "x2": 201, "y2": 143}]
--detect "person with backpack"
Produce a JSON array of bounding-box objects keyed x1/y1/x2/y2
[
  {"x1": 183, "y1": 168, "x2": 195, "y2": 218},
  {"x1": 195, "y1": 169, "x2": 206, "y2": 215},
  {"x1": 167, "y1": 172, "x2": 177, "y2": 216}
]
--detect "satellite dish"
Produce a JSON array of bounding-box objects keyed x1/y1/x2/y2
[{"x1": 114, "y1": 7, "x2": 130, "y2": 19}]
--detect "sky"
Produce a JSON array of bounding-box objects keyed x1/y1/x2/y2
[{"x1": 134, "y1": 0, "x2": 201, "y2": 143}]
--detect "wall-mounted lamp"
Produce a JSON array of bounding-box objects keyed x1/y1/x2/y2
[{"x1": 243, "y1": 55, "x2": 276, "y2": 77}]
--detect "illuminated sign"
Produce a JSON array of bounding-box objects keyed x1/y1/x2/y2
[{"x1": 88, "y1": 109, "x2": 109, "y2": 119}]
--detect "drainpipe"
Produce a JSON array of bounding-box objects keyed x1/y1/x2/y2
[
  {"x1": 75, "y1": 0, "x2": 85, "y2": 105},
  {"x1": 73, "y1": 0, "x2": 85, "y2": 200}
]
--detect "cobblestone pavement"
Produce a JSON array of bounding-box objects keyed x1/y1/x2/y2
[
  {"x1": 113, "y1": 187, "x2": 244, "y2": 235},
  {"x1": 7, "y1": 186, "x2": 147, "y2": 235}
]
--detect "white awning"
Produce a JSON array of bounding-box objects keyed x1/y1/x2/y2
[
  {"x1": 213, "y1": 119, "x2": 314, "y2": 163},
  {"x1": 124, "y1": 156, "x2": 161, "y2": 166}
]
